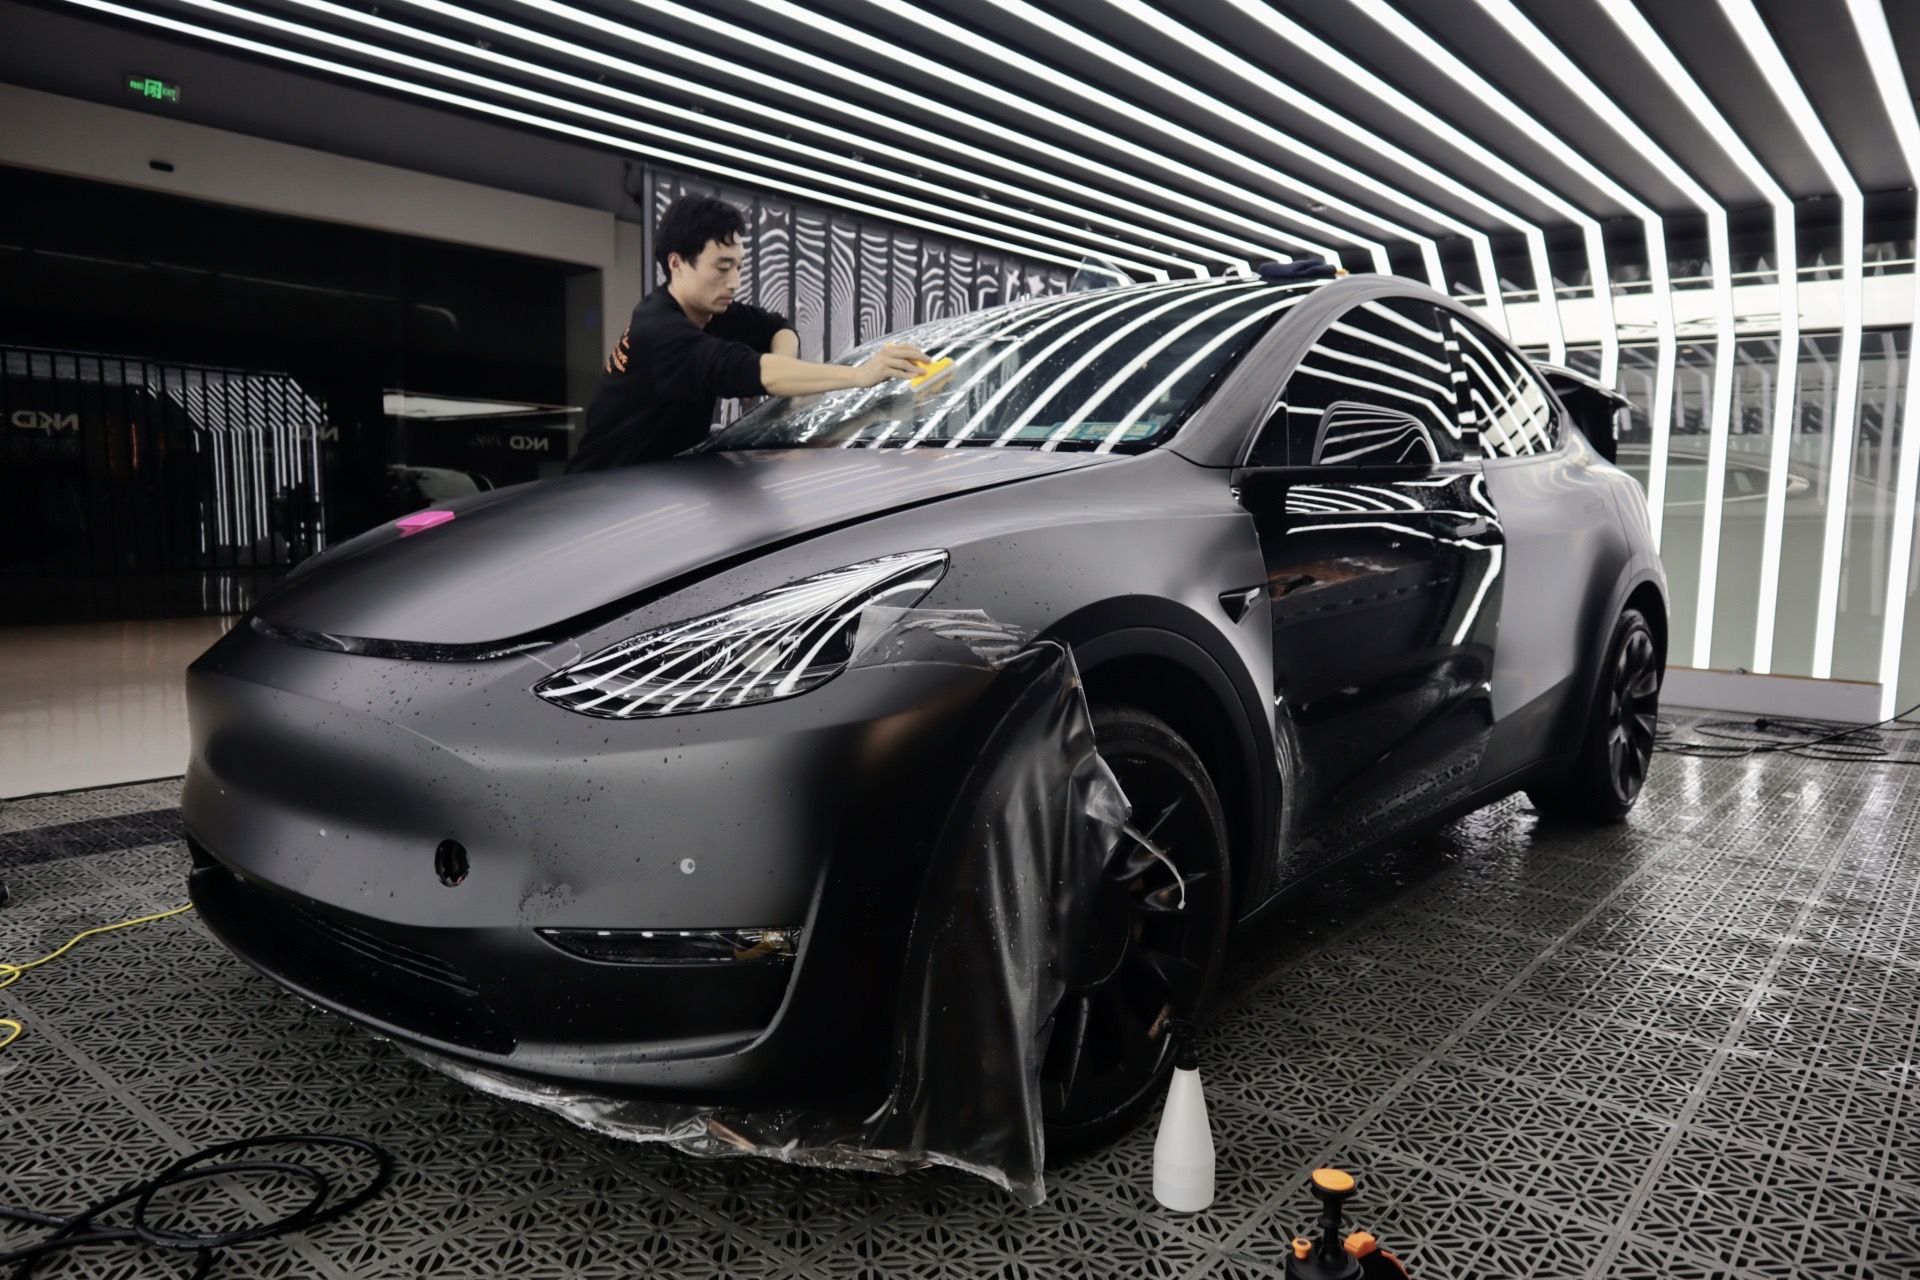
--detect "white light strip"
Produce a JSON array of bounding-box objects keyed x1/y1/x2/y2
[
  {"x1": 670, "y1": 0, "x2": 1357, "y2": 266},
  {"x1": 848, "y1": 0, "x2": 1436, "y2": 270},
  {"x1": 1344, "y1": 0, "x2": 1615, "y2": 380},
  {"x1": 1203, "y1": 0, "x2": 1570, "y2": 343},
  {"x1": 990, "y1": 0, "x2": 1485, "y2": 305},
  {"x1": 51, "y1": 0, "x2": 1132, "y2": 281},
  {"x1": 496, "y1": 0, "x2": 1289, "y2": 273},
  {"x1": 145, "y1": 0, "x2": 1172, "y2": 281},
  {"x1": 1718, "y1": 0, "x2": 1863, "y2": 679},
  {"x1": 1849, "y1": 0, "x2": 1920, "y2": 718},
  {"x1": 1591, "y1": 0, "x2": 1803, "y2": 674},
  {"x1": 1473, "y1": 0, "x2": 1715, "y2": 564},
  {"x1": 363, "y1": 0, "x2": 1235, "y2": 278}
]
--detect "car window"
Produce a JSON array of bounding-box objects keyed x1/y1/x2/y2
[
  {"x1": 1448, "y1": 315, "x2": 1561, "y2": 457},
  {"x1": 1247, "y1": 296, "x2": 1461, "y2": 466},
  {"x1": 700, "y1": 281, "x2": 1315, "y2": 455}
]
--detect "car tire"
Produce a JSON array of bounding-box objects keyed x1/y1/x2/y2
[
  {"x1": 1529, "y1": 607, "x2": 1662, "y2": 824},
  {"x1": 1042, "y1": 702, "x2": 1232, "y2": 1164}
]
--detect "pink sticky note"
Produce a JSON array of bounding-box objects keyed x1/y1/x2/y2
[{"x1": 396, "y1": 509, "x2": 456, "y2": 536}]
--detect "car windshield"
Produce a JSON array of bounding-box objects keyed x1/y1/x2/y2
[{"x1": 699, "y1": 280, "x2": 1315, "y2": 454}]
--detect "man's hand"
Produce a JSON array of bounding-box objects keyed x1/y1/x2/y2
[
  {"x1": 759, "y1": 343, "x2": 936, "y2": 397},
  {"x1": 852, "y1": 343, "x2": 933, "y2": 388}
]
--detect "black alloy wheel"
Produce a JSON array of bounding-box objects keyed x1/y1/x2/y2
[
  {"x1": 1531, "y1": 607, "x2": 1662, "y2": 824},
  {"x1": 1605, "y1": 621, "x2": 1661, "y2": 805},
  {"x1": 1042, "y1": 703, "x2": 1231, "y2": 1161}
]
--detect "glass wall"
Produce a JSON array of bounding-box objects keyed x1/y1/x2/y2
[
  {"x1": 1591, "y1": 331, "x2": 1908, "y2": 684},
  {"x1": 1837, "y1": 331, "x2": 1910, "y2": 685}
]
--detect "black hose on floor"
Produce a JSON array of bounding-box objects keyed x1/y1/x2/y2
[
  {"x1": 0, "y1": 1133, "x2": 395, "y2": 1279},
  {"x1": 1655, "y1": 699, "x2": 1920, "y2": 765}
]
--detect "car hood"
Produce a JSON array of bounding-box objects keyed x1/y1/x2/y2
[{"x1": 254, "y1": 448, "x2": 1115, "y2": 646}]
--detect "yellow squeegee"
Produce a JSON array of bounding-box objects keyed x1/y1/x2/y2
[{"x1": 908, "y1": 356, "x2": 954, "y2": 388}]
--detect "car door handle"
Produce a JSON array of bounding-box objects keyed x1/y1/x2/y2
[{"x1": 1453, "y1": 518, "x2": 1495, "y2": 540}]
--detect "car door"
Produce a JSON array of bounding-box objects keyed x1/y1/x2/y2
[
  {"x1": 1447, "y1": 312, "x2": 1614, "y2": 782},
  {"x1": 1234, "y1": 295, "x2": 1505, "y2": 869}
]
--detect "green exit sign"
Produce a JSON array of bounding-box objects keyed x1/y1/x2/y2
[{"x1": 125, "y1": 75, "x2": 180, "y2": 104}]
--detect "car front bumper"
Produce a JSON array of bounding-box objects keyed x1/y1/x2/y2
[{"x1": 183, "y1": 616, "x2": 1003, "y2": 1101}]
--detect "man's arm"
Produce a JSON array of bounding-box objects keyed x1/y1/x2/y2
[
  {"x1": 758, "y1": 342, "x2": 931, "y2": 397},
  {"x1": 771, "y1": 327, "x2": 799, "y2": 359}
]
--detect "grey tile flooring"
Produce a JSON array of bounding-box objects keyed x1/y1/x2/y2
[{"x1": 2, "y1": 713, "x2": 1917, "y2": 1277}]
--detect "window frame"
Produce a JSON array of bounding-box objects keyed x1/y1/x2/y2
[
  {"x1": 1445, "y1": 310, "x2": 1568, "y2": 464},
  {"x1": 1244, "y1": 294, "x2": 1464, "y2": 469}
]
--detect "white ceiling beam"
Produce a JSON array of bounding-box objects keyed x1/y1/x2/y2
[
  {"x1": 1197, "y1": 0, "x2": 1569, "y2": 346},
  {"x1": 979, "y1": 0, "x2": 1484, "y2": 314},
  {"x1": 677, "y1": 0, "x2": 1370, "y2": 267},
  {"x1": 138, "y1": 0, "x2": 1172, "y2": 280},
  {"x1": 1339, "y1": 0, "x2": 1614, "y2": 395},
  {"x1": 258, "y1": 0, "x2": 1200, "y2": 279},
  {"x1": 52, "y1": 0, "x2": 1137, "y2": 281},
  {"x1": 380, "y1": 0, "x2": 1243, "y2": 277},
  {"x1": 509, "y1": 0, "x2": 1296, "y2": 270}
]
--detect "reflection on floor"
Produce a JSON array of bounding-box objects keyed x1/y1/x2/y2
[
  {"x1": 1, "y1": 719, "x2": 1916, "y2": 1278},
  {"x1": 0, "y1": 618, "x2": 232, "y2": 798}
]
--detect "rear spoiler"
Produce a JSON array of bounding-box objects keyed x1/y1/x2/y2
[{"x1": 1535, "y1": 363, "x2": 1631, "y2": 464}]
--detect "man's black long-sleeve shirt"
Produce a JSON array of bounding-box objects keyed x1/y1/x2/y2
[{"x1": 566, "y1": 287, "x2": 790, "y2": 473}]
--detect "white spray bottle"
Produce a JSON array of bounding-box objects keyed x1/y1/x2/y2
[{"x1": 1153, "y1": 1019, "x2": 1214, "y2": 1212}]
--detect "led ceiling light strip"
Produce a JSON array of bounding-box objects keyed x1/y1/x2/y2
[
  {"x1": 146, "y1": 0, "x2": 1172, "y2": 281},
  {"x1": 1336, "y1": 0, "x2": 1614, "y2": 379},
  {"x1": 773, "y1": 0, "x2": 1407, "y2": 269},
  {"x1": 1180, "y1": 0, "x2": 1554, "y2": 346},
  {"x1": 349, "y1": 0, "x2": 1237, "y2": 278},
  {"x1": 274, "y1": 0, "x2": 1197, "y2": 276},
  {"x1": 493, "y1": 0, "x2": 1290, "y2": 274},
  {"x1": 1847, "y1": 0, "x2": 1920, "y2": 718},
  {"x1": 1718, "y1": 0, "x2": 1863, "y2": 680},
  {"x1": 54, "y1": 0, "x2": 1126, "y2": 282},
  {"x1": 1591, "y1": 0, "x2": 1802, "y2": 675},
  {"x1": 968, "y1": 0, "x2": 1469, "y2": 306},
  {"x1": 649, "y1": 0, "x2": 1360, "y2": 268},
  {"x1": 1471, "y1": 0, "x2": 1719, "y2": 568}
]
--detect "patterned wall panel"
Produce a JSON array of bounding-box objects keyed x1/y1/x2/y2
[{"x1": 826, "y1": 217, "x2": 858, "y2": 359}]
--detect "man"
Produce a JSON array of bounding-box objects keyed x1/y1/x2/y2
[{"x1": 566, "y1": 195, "x2": 930, "y2": 472}]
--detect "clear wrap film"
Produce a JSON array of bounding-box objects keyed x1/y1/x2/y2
[{"x1": 397, "y1": 607, "x2": 1132, "y2": 1204}]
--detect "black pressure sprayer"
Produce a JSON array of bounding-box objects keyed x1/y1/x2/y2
[{"x1": 1283, "y1": 1168, "x2": 1411, "y2": 1280}]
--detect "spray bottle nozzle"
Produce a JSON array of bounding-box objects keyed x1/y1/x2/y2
[{"x1": 1163, "y1": 1017, "x2": 1200, "y2": 1071}]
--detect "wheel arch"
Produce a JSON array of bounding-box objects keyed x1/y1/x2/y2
[{"x1": 1044, "y1": 597, "x2": 1276, "y2": 916}]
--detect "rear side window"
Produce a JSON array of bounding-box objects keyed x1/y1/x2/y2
[
  {"x1": 1449, "y1": 316, "x2": 1561, "y2": 457},
  {"x1": 1248, "y1": 297, "x2": 1462, "y2": 466}
]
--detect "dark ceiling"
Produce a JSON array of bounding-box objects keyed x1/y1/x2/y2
[{"x1": 3, "y1": 0, "x2": 1917, "y2": 286}]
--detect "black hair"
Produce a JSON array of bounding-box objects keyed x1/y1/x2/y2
[{"x1": 654, "y1": 195, "x2": 747, "y2": 278}]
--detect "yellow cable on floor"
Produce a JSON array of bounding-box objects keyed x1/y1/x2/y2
[{"x1": 0, "y1": 904, "x2": 194, "y2": 1049}]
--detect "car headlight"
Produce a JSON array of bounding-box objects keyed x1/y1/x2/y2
[{"x1": 531, "y1": 550, "x2": 949, "y2": 718}]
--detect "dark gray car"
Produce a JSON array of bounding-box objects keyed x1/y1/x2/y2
[{"x1": 183, "y1": 275, "x2": 1666, "y2": 1153}]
